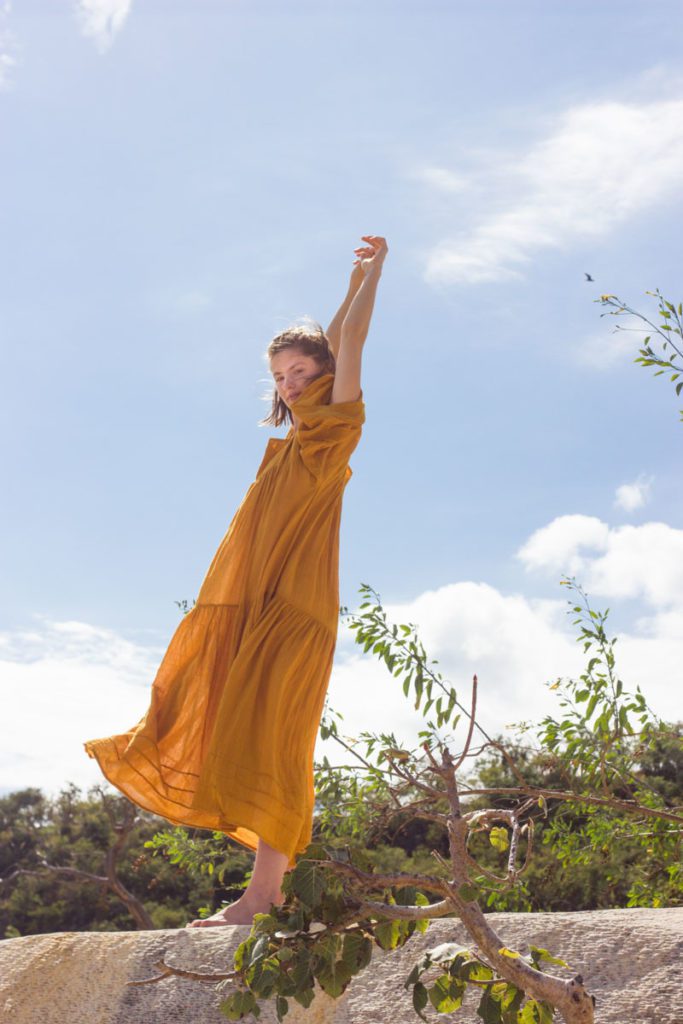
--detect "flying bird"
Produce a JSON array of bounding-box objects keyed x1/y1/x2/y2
[{"x1": 585, "y1": 273, "x2": 594, "y2": 282}]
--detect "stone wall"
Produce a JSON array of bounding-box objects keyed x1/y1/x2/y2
[{"x1": 0, "y1": 908, "x2": 681, "y2": 1023}]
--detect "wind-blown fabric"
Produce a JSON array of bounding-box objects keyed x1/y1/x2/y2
[{"x1": 84, "y1": 372, "x2": 365, "y2": 868}]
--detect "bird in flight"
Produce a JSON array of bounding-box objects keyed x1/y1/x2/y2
[{"x1": 585, "y1": 273, "x2": 594, "y2": 282}]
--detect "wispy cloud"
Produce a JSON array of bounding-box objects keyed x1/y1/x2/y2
[
  {"x1": 0, "y1": 616, "x2": 164, "y2": 796},
  {"x1": 573, "y1": 329, "x2": 638, "y2": 369},
  {"x1": 147, "y1": 285, "x2": 214, "y2": 318},
  {"x1": 614, "y1": 474, "x2": 654, "y2": 512},
  {"x1": 408, "y1": 166, "x2": 470, "y2": 193},
  {"x1": 0, "y1": 1, "x2": 18, "y2": 91},
  {"x1": 73, "y1": 0, "x2": 133, "y2": 53},
  {"x1": 422, "y1": 98, "x2": 683, "y2": 286}
]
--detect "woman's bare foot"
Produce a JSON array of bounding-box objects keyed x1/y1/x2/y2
[{"x1": 185, "y1": 891, "x2": 284, "y2": 928}]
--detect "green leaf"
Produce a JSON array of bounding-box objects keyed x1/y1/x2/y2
[
  {"x1": 477, "y1": 987, "x2": 503, "y2": 1024},
  {"x1": 374, "y1": 917, "x2": 402, "y2": 950},
  {"x1": 220, "y1": 990, "x2": 258, "y2": 1020},
  {"x1": 518, "y1": 1001, "x2": 542, "y2": 1024},
  {"x1": 584, "y1": 692, "x2": 600, "y2": 721},
  {"x1": 404, "y1": 964, "x2": 421, "y2": 988},
  {"x1": 275, "y1": 995, "x2": 288, "y2": 1021},
  {"x1": 529, "y1": 944, "x2": 570, "y2": 969},
  {"x1": 289, "y1": 856, "x2": 329, "y2": 910},
  {"x1": 490, "y1": 827, "x2": 509, "y2": 852},
  {"x1": 428, "y1": 974, "x2": 465, "y2": 1012},
  {"x1": 250, "y1": 913, "x2": 278, "y2": 937},
  {"x1": 314, "y1": 957, "x2": 354, "y2": 998},
  {"x1": 248, "y1": 934, "x2": 272, "y2": 965},
  {"x1": 341, "y1": 931, "x2": 373, "y2": 972},
  {"x1": 501, "y1": 983, "x2": 524, "y2": 1013},
  {"x1": 461, "y1": 960, "x2": 494, "y2": 982},
  {"x1": 413, "y1": 982, "x2": 429, "y2": 1021},
  {"x1": 498, "y1": 947, "x2": 521, "y2": 959},
  {"x1": 291, "y1": 986, "x2": 314, "y2": 1009}
]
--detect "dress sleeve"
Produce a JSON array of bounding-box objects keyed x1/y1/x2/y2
[{"x1": 291, "y1": 374, "x2": 365, "y2": 483}]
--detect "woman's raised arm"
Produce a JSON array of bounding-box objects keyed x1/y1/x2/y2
[
  {"x1": 331, "y1": 235, "x2": 388, "y2": 406},
  {"x1": 325, "y1": 264, "x2": 365, "y2": 361}
]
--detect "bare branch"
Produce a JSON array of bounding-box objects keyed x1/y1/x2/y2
[
  {"x1": 462, "y1": 786, "x2": 683, "y2": 825},
  {"x1": 303, "y1": 857, "x2": 448, "y2": 896},
  {"x1": 356, "y1": 897, "x2": 455, "y2": 920},
  {"x1": 452, "y1": 674, "x2": 478, "y2": 772},
  {"x1": 1, "y1": 862, "x2": 107, "y2": 888},
  {"x1": 128, "y1": 959, "x2": 236, "y2": 987}
]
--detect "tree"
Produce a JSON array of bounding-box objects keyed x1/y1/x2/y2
[
  {"x1": 1, "y1": 785, "x2": 154, "y2": 929},
  {"x1": 0, "y1": 784, "x2": 224, "y2": 934},
  {"x1": 129, "y1": 574, "x2": 680, "y2": 1024}
]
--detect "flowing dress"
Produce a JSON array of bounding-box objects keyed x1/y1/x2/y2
[{"x1": 84, "y1": 372, "x2": 365, "y2": 869}]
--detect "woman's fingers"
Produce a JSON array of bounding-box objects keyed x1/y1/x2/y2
[{"x1": 354, "y1": 235, "x2": 388, "y2": 265}]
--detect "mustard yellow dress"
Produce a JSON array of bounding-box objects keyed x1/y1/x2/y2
[{"x1": 84, "y1": 372, "x2": 365, "y2": 869}]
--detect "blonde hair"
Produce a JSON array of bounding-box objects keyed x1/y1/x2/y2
[{"x1": 259, "y1": 317, "x2": 336, "y2": 428}]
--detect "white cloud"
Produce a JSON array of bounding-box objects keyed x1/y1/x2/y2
[
  {"x1": 4, "y1": 513, "x2": 682, "y2": 800},
  {"x1": 614, "y1": 474, "x2": 654, "y2": 512},
  {"x1": 423, "y1": 98, "x2": 683, "y2": 286},
  {"x1": 517, "y1": 514, "x2": 683, "y2": 608},
  {"x1": 73, "y1": 0, "x2": 133, "y2": 53},
  {"x1": 0, "y1": 616, "x2": 164, "y2": 797},
  {"x1": 324, "y1": 566, "x2": 681, "y2": 767},
  {"x1": 516, "y1": 514, "x2": 609, "y2": 576}
]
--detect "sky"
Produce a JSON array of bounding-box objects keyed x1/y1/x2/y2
[{"x1": 1, "y1": 0, "x2": 682, "y2": 804}]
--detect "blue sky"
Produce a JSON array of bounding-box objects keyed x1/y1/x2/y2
[{"x1": 1, "y1": 0, "x2": 682, "y2": 800}]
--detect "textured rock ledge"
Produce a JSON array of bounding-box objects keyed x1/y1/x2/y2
[{"x1": 0, "y1": 908, "x2": 681, "y2": 1023}]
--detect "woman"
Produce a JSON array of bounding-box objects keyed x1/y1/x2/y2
[{"x1": 84, "y1": 234, "x2": 388, "y2": 927}]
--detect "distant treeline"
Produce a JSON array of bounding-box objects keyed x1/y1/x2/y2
[{"x1": 1, "y1": 728, "x2": 680, "y2": 938}]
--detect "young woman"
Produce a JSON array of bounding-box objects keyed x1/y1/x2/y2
[{"x1": 84, "y1": 234, "x2": 388, "y2": 927}]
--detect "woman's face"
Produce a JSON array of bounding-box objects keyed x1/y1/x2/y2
[{"x1": 270, "y1": 350, "x2": 323, "y2": 407}]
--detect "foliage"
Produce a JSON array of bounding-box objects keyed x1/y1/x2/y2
[
  {"x1": 0, "y1": 784, "x2": 218, "y2": 935},
  {"x1": 216, "y1": 843, "x2": 564, "y2": 1024},
  {"x1": 144, "y1": 827, "x2": 252, "y2": 889},
  {"x1": 186, "y1": 566, "x2": 679, "y2": 1022},
  {"x1": 529, "y1": 578, "x2": 682, "y2": 909},
  {"x1": 597, "y1": 287, "x2": 683, "y2": 420}
]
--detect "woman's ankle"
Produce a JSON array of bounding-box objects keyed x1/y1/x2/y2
[{"x1": 244, "y1": 886, "x2": 284, "y2": 907}]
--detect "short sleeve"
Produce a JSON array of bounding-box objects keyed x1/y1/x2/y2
[{"x1": 290, "y1": 373, "x2": 365, "y2": 483}]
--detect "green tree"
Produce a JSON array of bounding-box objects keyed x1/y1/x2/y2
[
  {"x1": 0, "y1": 784, "x2": 228, "y2": 935},
  {"x1": 131, "y1": 576, "x2": 680, "y2": 1024}
]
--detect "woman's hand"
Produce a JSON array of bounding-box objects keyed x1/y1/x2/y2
[{"x1": 352, "y1": 235, "x2": 388, "y2": 278}]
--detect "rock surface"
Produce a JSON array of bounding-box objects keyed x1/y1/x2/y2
[{"x1": 0, "y1": 908, "x2": 681, "y2": 1023}]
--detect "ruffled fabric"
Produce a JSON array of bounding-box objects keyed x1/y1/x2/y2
[
  {"x1": 85, "y1": 598, "x2": 335, "y2": 866},
  {"x1": 290, "y1": 373, "x2": 365, "y2": 483},
  {"x1": 85, "y1": 371, "x2": 365, "y2": 868}
]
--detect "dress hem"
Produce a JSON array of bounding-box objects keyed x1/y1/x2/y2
[{"x1": 84, "y1": 740, "x2": 305, "y2": 870}]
